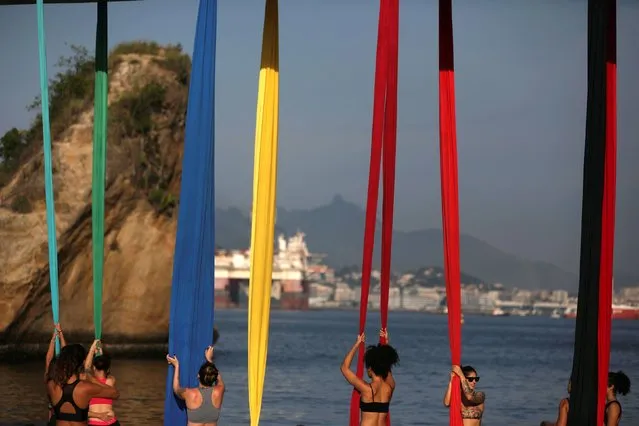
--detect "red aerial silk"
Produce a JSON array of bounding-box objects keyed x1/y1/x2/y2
[
  {"x1": 438, "y1": 1, "x2": 463, "y2": 426},
  {"x1": 349, "y1": 1, "x2": 399, "y2": 425},
  {"x1": 597, "y1": 0, "x2": 616, "y2": 424},
  {"x1": 380, "y1": 0, "x2": 399, "y2": 343}
]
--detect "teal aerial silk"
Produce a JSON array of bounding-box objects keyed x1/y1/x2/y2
[
  {"x1": 92, "y1": 0, "x2": 108, "y2": 340},
  {"x1": 33, "y1": 0, "x2": 109, "y2": 347},
  {"x1": 35, "y1": 0, "x2": 61, "y2": 354}
]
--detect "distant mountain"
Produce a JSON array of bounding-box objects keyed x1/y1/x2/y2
[{"x1": 214, "y1": 195, "x2": 578, "y2": 291}]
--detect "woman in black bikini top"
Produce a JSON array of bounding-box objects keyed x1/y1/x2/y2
[
  {"x1": 340, "y1": 329, "x2": 399, "y2": 426},
  {"x1": 541, "y1": 371, "x2": 630, "y2": 426},
  {"x1": 605, "y1": 371, "x2": 630, "y2": 426}
]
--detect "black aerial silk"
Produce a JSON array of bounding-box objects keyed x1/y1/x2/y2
[{"x1": 567, "y1": 0, "x2": 615, "y2": 425}]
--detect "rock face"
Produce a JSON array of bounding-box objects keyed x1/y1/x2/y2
[{"x1": 0, "y1": 43, "x2": 190, "y2": 343}]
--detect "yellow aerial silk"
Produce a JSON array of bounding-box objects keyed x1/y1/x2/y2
[{"x1": 248, "y1": 0, "x2": 279, "y2": 425}]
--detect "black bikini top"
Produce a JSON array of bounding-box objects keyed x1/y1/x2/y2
[
  {"x1": 52, "y1": 379, "x2": 89, "y2": 422},
  {"x1": 564, "y1": 398, "x2": 622, "y2": 425},
  {"x1": 360, "y1": 384, "x2": 390, "y2": 413}
]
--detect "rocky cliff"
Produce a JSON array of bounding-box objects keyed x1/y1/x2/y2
[{"x1": 0, "y1": 42, "x2": 190, "y2": 344}]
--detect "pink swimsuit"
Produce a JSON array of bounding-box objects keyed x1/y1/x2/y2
[{"x1": 88, "y1": 377, "x2": 117, "y2": 425}]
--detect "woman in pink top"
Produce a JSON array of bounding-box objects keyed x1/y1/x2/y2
[{"x1": 84, "y1": 340, "x2": 118, "y2": 426}]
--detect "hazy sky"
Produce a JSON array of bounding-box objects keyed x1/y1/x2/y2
[{"x1": 0, "y1": 0, "x2": 637, "y2": 277}]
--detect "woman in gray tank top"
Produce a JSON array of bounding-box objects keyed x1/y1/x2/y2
[{"x1": 167, "y1": 346, "x2": 226, "y2": 426}]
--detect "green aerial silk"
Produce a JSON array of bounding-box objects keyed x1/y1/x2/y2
[
  {"x1": 35, "y1": 0, "x2": 61, "y2": 355},
  {"x1": 92, "y1": 0, "x2": 108, "y2": 340}
]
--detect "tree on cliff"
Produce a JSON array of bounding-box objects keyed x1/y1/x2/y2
[
  {"x1": 0, "y1": 45, "x2": 94, "y2": 188},
  {"x1": 0, "y1": 128, "x2": 26, "y2": 163},
  {"x1": 1, "y1": 42, "x2": 190, "y2": 218}
]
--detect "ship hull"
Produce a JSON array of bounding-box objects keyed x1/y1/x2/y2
[
  {"x1": 278, "y1": 291, "x2": 309, "y2": 310},
  {"x1": 611, "y1": 308, "x2": 639, "y2": 320},
  {"x1": 564, "y1": 307, "x2": 639, "y2": 320},
  {"x1": 214, "y1": 279, "x2": 309, "y2": 311}
]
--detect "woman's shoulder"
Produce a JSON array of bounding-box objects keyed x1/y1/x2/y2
[
  {"x1": 606, "y1": 400, "x2": 622, "y2": 410},
  {"x1": 183, "y1": 387, "x2": 201, "y2": 397},
  {"x1": 379, "y1": 380, "x2": 393, "y2": 395}
]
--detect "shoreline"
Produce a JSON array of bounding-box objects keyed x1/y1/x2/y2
[
  {"x1": 0, "y1": 327, "x2": 220, "y2": 362},
  {"x1": 0, "y1": 342, "x2": 169, "y2": 362},
  {"x1": 0, "y1": 310, "x2": 537, "y2": 361}
]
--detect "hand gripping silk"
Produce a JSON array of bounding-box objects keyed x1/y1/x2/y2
[
  {"x1": 35, "y1": 0, "x2": 61, "y2": 355},
  {"x1": 247, "y1": 1, "x2": 279, "y2": 425},
  {"x1": 349, "y1": 1, "x2": 399, "y2": 425},
  {"x1": 164, "y1": 0, "x2": 217, "y2": 424},
  {"x1": 568, "y1": 0, "x2": 616, "y2": 425},
  {"x1": 92, "y1": 0, "x2": 108, "y2": 340},
  {"x1": 438, "y1": 1, "x2": 463, "y2": 426}
]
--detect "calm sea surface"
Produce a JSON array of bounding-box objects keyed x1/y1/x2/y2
[{"x1": 1, "y1": 310, "x2": 638, "y2": 425}]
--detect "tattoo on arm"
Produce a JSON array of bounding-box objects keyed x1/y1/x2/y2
[
  {"x1": 473, "y1": 391, "x2": 486, "y2": 404},
  {"x1": 461, "y1": 380, "x2": 485, "y2": 404}
]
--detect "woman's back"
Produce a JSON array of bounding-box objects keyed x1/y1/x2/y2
[
  {"x1": 47, "y1": 376, "x2": 120, "y2": 425},
  {"x1": 47, "y1": 378, "x2": 91, "y2": 425},
  {"x1": 47, "y1": 343, "x2": 119, "y2": 425},
  {"x1": 88, "y1": 375, "x2": 116, "y2": 425},
  {"x1": 185, "y1": 386, "x2": 223, "y2": 426},
  {"x1": 360, "y1": 380, "x2": 393, "y2": 426}
]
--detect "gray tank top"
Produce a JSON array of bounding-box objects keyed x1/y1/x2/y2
[{"x1": 187, "y1": 387, "x2": 221, "y2": 424}]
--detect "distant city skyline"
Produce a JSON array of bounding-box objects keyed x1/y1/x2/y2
[{"x1": 0, "y1": 0, "x2": 638, "y2": 278}]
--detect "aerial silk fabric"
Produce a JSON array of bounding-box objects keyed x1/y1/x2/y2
[
  {"x1": 163, "y1": 0, "x2": 217, "y2": 424},
  {"x1": 379, "y1": 0, "x2": 399, "y2": 347},
  {"x1": 35, "y1": 0, "x2": 61, "y2": 355},
  {"x1": 247, "y1": 0, "x2": 279, "y2": 424},
  {"x1": 567, "y1": 0, "x2": 616, "y2": 425},
  {"x1": 438, "y1": 1, "x2": 463, "y2": 426},
  {"x1": 597, "y1": 0, "x2": 616, "y2": 425},
  {"x1": 349, "y1": 1, "x2": 399, "y2": 425},
  {"x1": 92, "y1": 0, "x2": 108, "y2": 340}
]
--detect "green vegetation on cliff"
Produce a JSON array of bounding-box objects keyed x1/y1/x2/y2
[{"x1": 0, "y1": 41, "x2": 191, "y2": 217}]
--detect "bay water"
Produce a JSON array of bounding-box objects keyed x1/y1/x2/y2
[{"x1": 1, "y1": 309, "x2": 637, "y2": 425}]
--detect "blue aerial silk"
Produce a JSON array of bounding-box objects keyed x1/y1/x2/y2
[
  {"x1": 35, "y1": 0, "x2": 61, "y2": 355},
  {"x1": 163, "y1": 0, "x2": 217, "y2": 424}
]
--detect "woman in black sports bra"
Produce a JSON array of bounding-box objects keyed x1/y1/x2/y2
[
  {"x1": 45, "y1": 325, "x2": 68, "y2": 425},
  {"x1": 340, "y1": 329, "x2": 399, "y2": 426},
  {"x1": 46, "y1": 343, "x2": 120, "y2": 425}
]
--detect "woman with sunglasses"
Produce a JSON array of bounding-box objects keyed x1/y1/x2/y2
[{"x1": 443, "y1": 365, "x2": 485, "y2": 425}]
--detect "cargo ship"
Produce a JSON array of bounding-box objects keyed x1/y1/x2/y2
[
  {"x1": 214, "y1": 232, "x2": 313, "y2": 310},
  {"x1": 563, "y1": 304, "x2": 639, "y2": 320}
]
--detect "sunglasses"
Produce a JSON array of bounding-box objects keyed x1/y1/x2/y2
[{"x1": 465, "y1": 376, "x2": 480, "y2": 382}]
